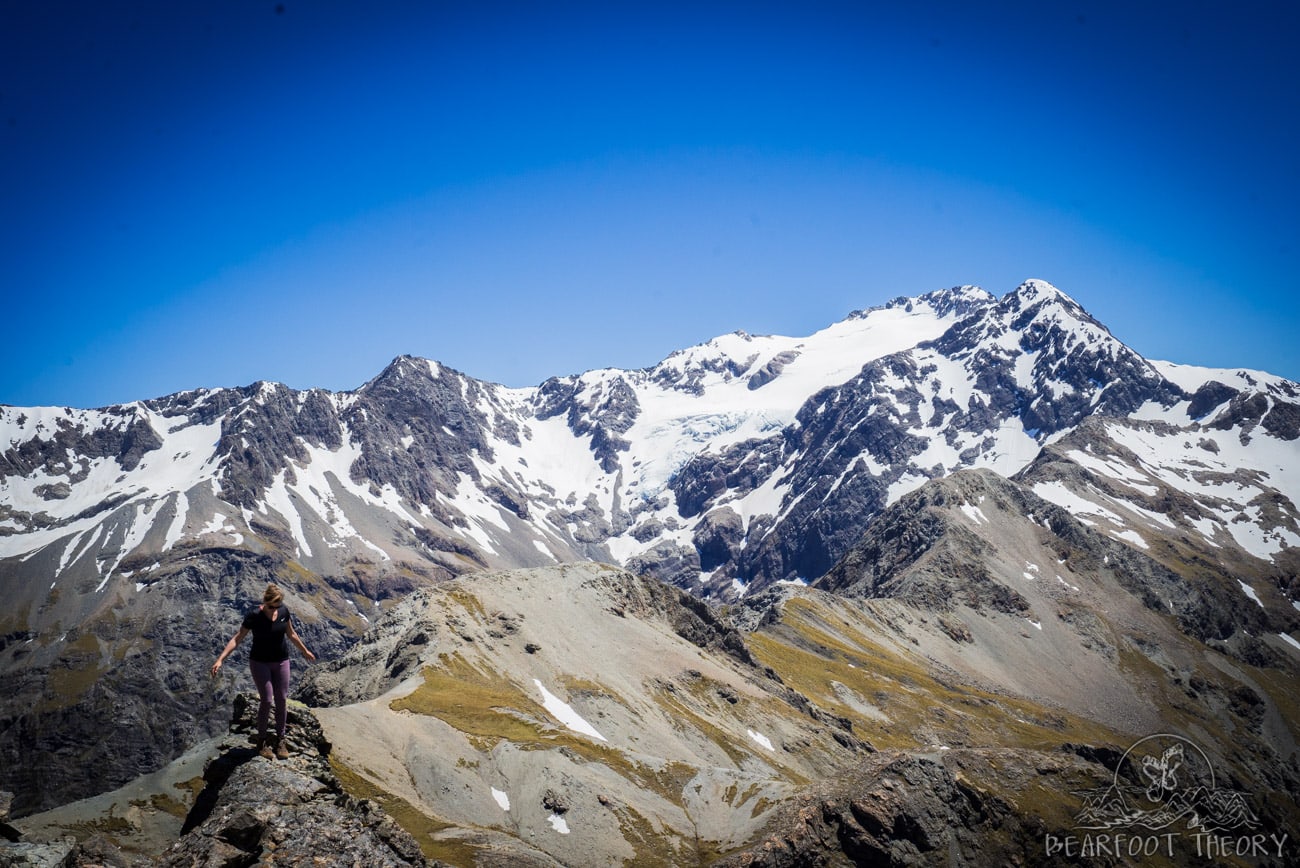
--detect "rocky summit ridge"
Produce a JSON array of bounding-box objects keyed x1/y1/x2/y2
[{"x1": 1, "y1": 280, "x2": 1298, "y2": 862}]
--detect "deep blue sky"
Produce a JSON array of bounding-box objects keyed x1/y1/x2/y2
[{"x1": 3, "y1": 1, "x2": 1298, "y2": 409}]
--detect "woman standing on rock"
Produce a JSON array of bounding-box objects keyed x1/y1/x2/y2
[{"x1": 211, "y1": 583, "x2": 316, "y2": 759}]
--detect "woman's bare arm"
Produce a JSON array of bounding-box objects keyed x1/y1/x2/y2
[
  {"x1": 211, "y1": 626, "x2": 250, "y2": 676},
  {"x1": 287, "y1": 621, "x2": 316, "y2": 662}
]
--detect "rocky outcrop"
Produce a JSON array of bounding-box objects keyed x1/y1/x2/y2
[
  {"x1": 158, "y1": 695, "x2": 428, "y2": 867},
  {"x1": 747, "y1": 350, "x2": 800, "y2": 390},
  {"x1": 0, "y1": 697, "x2": 430, "y2": 867},
  {"x1": 718, "y1": 753, "x2": 1029, "y2": 867},
  {"x1": 343, "y1": 356, "x2": 503, "y2": 513}
]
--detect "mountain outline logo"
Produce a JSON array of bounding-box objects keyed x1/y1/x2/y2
[{"x1": 1072, "y1": 733, "x2": 1258, "y2": 835}]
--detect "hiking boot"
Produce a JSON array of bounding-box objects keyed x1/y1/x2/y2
[
  {"x1": 259, "y1": 741, "x2": 274, "y2": 760},
  {"x1": 275, "y1": 739, "x2": 289, "y2": 760}
]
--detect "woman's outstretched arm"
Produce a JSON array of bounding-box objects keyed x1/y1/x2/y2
[
  {"x1": 287, "y1": 621, "x2": 316, "y2": 662},
  {"x1": 212, "y1": 626, "x2": 250, "y2": 676}
]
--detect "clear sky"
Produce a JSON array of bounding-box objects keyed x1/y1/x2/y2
[{"x1": 3, "y1": 0, "x2": 1298, "y2": 409}]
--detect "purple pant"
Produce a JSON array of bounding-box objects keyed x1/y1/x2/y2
[{"x1": 250, "y1": 658, "x2": 290, "y2": 740}]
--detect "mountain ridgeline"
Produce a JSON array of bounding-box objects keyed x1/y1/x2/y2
[{"x1": 2, "y1": 280, "x2": 1298, "y2": 863}]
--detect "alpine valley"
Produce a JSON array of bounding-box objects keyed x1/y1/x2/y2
[{"x1": 3, "y1": 280, "x2": 1298, "y2": 865}]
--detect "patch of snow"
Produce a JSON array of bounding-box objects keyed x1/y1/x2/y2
[
  {"x1": 162, "y1": 490, "x2": 189, "y2": 551},
  {"x1": 1189, "y1": 517, "x2": 1222, "y2": 547},
  {"x1": 959, "y1": 503, "x2": 988, "y2": 525},
  {"x1": 533, "y1": 679, "x2": 606, "y2": 741},
  {"x1": 1027, "y1": 619, "x2": 1042, "y2": 631},
  {"x1": 1120, "y1": 502, "x2": 1178, "y2": 530},
  {"x1": 747, "y1": 729, "x2": 775, "y2": 751},
  {"x1": 135, "y1": 582, "x2": 146, "y2": 592},
  {"x1": 57, "y1": 527, "x2": 95, "y2": 576},
  {"x1": 1111, "y1": 529, "x2": 1149, "y2": 549},
  {"x1": 1239, "y1": 581, "x2": 1264, "y2": 608},
  {"x1": 1279, "y1": 633, "x2": 1300, "y2": 653},
  {"x1": 491, "y1": 788, "x2": 510, "y2": 811},
  {"x1": 1149, "y1": 359, "x2": 1291, "y2": 395},
  {"x1": 1031, "y1": 481, "x2": 1125, "y2": 526},
  {"x1": 886, "y1": 472, "x2": 929, "y2": 505},
  {"x1": 261, "y1": 469, "x2": 313, "y2": 559},
  {"x1": 547, "y1": 813, "x2": 570, "y2": 834}
]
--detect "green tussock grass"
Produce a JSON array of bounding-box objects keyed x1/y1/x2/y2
[
  {"x1": 147, "y1": 792, "x2": 190, "y2": 820},
  {"x1": 445, "y1": 586, "x2": 487, "y2": 621},
  {"x1": 389, "y1": 654, "x2": 555, "y2": 744},
  {"x1": 174, "y1": 776, "x2": 206, "y2": 805},
  {"x1": 608, "y1": 803, "x2": 678, "y2": 868}
]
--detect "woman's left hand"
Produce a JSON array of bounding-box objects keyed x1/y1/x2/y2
[{"x1": 304, "y1": 649, "x2": 317, "y2": 662}]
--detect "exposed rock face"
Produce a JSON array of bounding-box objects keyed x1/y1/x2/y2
[
  {"x1": 0, "y1": 696, "x2": 430, "y2": 867},
  {"x1": 816, "y1": 468, "x2": 1291, "y2": 709},
  {"x1": 157, "y1": 695, "x2": 428, "y2": 867},
  {"x1": 717, "y1": 753, "x2": 1028, "y2": 867}
]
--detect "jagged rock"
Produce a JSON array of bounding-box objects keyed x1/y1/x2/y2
[
  {"x1": 0, "y1": 837, "x2": 78, "y2": 867},
  {"x1": 158, "y1": 695, "x2": 428, "y2": 867},
  {"x1": 624, "y1": 539, "x2": 701, "y2": 588},
  {"x1": 747, "y1": 350, "x2": 800, "y2": 390},
  {"x1": 717, "y1": 753, "x2": 1029, "y2": 867},
  {"x1": 694, "y1": 506, "x2": 744, "y2": 571}
]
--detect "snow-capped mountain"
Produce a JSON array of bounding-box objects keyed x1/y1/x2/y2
[
  {"x1": 3, "y1": 278, "x2": 1299, "y2": 814},
  {"x1": 3, "y1": 280, "x2": 1297, "y2": 605}
]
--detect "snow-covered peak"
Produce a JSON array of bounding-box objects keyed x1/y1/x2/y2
[
  {"x1": 1012, "y1": 277, "x2": 1066, "y2": 300},
  {"x1": 1000, "y1": 279, "x2": 1095, "y2": 325},
  {"x1": 1149, "y1": 359, "x2": 1299, "y2": 397}
]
